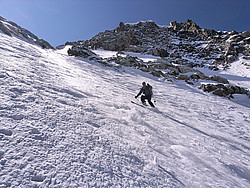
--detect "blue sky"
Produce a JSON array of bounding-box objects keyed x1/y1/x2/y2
[{"x1": 0, "y1": 0, "x2": 249, "y2": 47}]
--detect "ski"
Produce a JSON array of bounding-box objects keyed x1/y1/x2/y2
[{"x1": 131, "y1": 101, "x2": 148, "y2": 108}]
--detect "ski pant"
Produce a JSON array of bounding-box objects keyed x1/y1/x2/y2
[{"x1": 141, "y1": 95, "x2": 155, "y2": 107}]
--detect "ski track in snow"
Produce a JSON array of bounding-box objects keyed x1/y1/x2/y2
[{"x1": 0, "y1": 34, "x2": 250, "y2": 187}]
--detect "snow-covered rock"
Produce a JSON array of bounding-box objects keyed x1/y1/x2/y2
[
  {"x1": 66, "y1": 19, "x2": 249, "y2": 69},
  {"x1": 63, "y1": 19, "x2": 250, "y2": 98}
]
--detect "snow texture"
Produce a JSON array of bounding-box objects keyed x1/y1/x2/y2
[{"x1": 0, "y1": 33, "x2": 249, "y2": 187}]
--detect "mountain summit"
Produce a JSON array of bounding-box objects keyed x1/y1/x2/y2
[{"x1": 67, "y1": 19, "x2": 249, "y2": 59}]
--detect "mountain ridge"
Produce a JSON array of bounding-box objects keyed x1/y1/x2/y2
[
  {"x1": 65, "y1": 19, "x2": 250, "y2": 59},
  {"x1": 64, "y1": 19, "x2": 250, "y2": 98},
  {"x1": 0, "y1": 16, "x2": 53, "y2": 49}
]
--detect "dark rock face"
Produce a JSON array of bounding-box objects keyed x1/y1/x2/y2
[
  {"x1": 0, "y1": 21, "x2": 11, "y2": 36},
  {"x1": 241, "y1": 30, "x2": 250, "y2": 38},
  {"x1": 70, "y1": 20, "x2": 167, "y2": 55},
  {"x1": 199, "y1": 84, "x2": 248, "y2": 98},
  {"x1": 150, "y1": 48, "x2": 169, "y2": 57},
  {"x1": 170, "y1": 19, "x2": 201, "y2": 34},
  {"x1": 0, "y1": 16, "x2": 53, "y2": 49},
  {"x1": 68, "y1": 46, "x2": 96, "y2": 58},
  {"x1": 67, "y1": 19, "x2": 249, "y2": 69},
  {"x1": 209, "y1": 75, "x2": 229, "y2": 84}
]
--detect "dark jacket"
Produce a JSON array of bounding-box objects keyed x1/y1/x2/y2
[{"x1": 136, "y1": 85, "x2": 153, "y2": 98}]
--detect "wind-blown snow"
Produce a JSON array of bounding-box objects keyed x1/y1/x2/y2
[
  {"x1": 0, "y1": 33, "x2": 249, "y2": 187},
  {"x1": 221, "y1": 55, "x2": 250, "y2": 89}
]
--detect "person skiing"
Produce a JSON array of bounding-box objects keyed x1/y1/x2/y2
[{"x1": 135, "y1": 82, "x2": 155, "y2": 107}]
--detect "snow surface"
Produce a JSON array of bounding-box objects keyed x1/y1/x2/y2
[
  {"x1": 93, "y1": 49, "x2": 158, "y2": 62},
  {"x1": 0, "y1": 33, "x2": 250, "y2": 187},
  {"x1": 221, "y1": 56, "x2": 250, "y2": 89}
]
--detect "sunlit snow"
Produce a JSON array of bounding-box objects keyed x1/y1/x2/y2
[
  {"x1": 0, "y1": 33, "x2": 249, "y2": 187},
  {"x1": 93, "y1": 49, "x2": 158, "y2": 62}
]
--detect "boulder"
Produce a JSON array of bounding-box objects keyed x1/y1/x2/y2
[
  {"x1": 241, "y1": 30, "x2": 250, "y2": 38},
  {"x1": 170, "y1": 52, "x2": 181, "y2": 58},
  {"x1": 151, "y1": 70, "x2": 164, "y2": 77},
  {"x1": 242, "y1": 45, "x2": 250, "y2": 56},
  {"x1": 229, "y1": 30, "x2": 238, "y2": 35},
  {"x1": 36, "y1": 39, "x2": 54, "y2": 49},
  {"x1": 195, "y1": 71, "x2": 207, "y2": 79},
  {"x1": 212, "y1": 89, "x2": 230, "y2": 97},
  {"x1": 0, "y1": 22, "x2": 11, "y2": 36},
  {"x1": 170, "y1": 21, "x2": 180, "y2": 31},
  {"x1": 185, "y1": 19, "x2": 201, "y2": 34},
  {"x1": 243, "y1": 37, "x2": 250, "y2": 45},
  {"x1": 228, "y1": 85, "x2": 247, "y2": 94},
  {"x1": 226, "y1": 55, "x2": 237, "y2": 64},
  {"x1": 209, "y1": 75, "x2": 229, "y2": 84},
  {"x1": 224, "y1": 41, "x2": 235, "y2": 53},
  {"x1": 190, "y1": 72, "x2": 207, "y2": 80},
  {"x1": 170, "y1": 19, "x2": 201, "y2": 34},
  {"x1": 140, "y1": 67, "x2": 150, "y2": 72},
  {"x1": 137, "y1": 20, "x2": 159, "y2": 30},
  {"x1": 103, "y1": 35, "x2": 129, "y2": 51},
  {"x1": 107, "y1": 55, "x2": 140, "y2": 67},
  {"x1": 177, "y1": 75, "x2": 190, "y2": 80},
  {"x1": 185, "y1": 80, "x2": 194, "y2": 85},
  {"x1": 115, "y1": 22, "x2": 126, "y2": 32},
  {"x1": 150, "y1": 48, "x2": 169, "y2": 57},
  {"x1": 199, "y1": 83, "x2": 248, "y2": 98},
  {"x1": 154, "y1": 62, "x2": 172, "y2": 69},
  {"x1": 177, "y1": 66, "x2": 195, "y2": 74},
  {"x1": 202, "y1": 29, "x2": 217, "y2": 37},
  {"x1": 68, "y1": 46, "x2": 96, "y2": 58},
  {"x1": 169, "y1": 68, "x2": 180, "y2": 76},
  {"x1": 199, "y1": 83, "x2": 220, "y2": 93},
  {"x1": 101, "y1": 31, "x2": 141, "y2": 51},
  {"x1": 208, "y1": 65, "x2": 219, "y2": 71}
]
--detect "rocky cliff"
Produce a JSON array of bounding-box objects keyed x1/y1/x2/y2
[
  {"x1": 65, "y1": 19, "x2": 249, "y2": 98},
  {"x1": 67, "y1": 19, "x2": 249, "y2": 61},
  {"x1": 0, "y1": 16, "x2": 53, "y2": 49}
]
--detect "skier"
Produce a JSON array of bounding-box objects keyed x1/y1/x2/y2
[{"x1": 135, "y1": 82, "x2": 155, "y2": 107}]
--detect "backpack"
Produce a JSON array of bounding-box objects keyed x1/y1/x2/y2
[{"x1": 147, "y1": 84, "x2": 153, "y2": 96}]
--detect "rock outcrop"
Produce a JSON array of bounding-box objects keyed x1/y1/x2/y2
[
  {"x1": 68, "y1": 45, "x2": 96, "y2": 58},
  {"x1": 67, "y1": 19, "x2": 249, "y2": 68},
  {"x1": 199, "y1": 84, "x2": 248, "y2": 98},
  {"x1": 65, "y1": 19, "x2": 249, "y2": 98}
]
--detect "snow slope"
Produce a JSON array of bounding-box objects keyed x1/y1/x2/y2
[{"x1": 0, "y1": 33, "x2": 250, "y2": 187}]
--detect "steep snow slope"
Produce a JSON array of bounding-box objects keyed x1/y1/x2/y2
[
  {"x1": 0, "y1": 16, "x2": 53, "y2": 49},
  {"x1": 0, "y1": 33, "x2": 249, "y2": 187}
]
